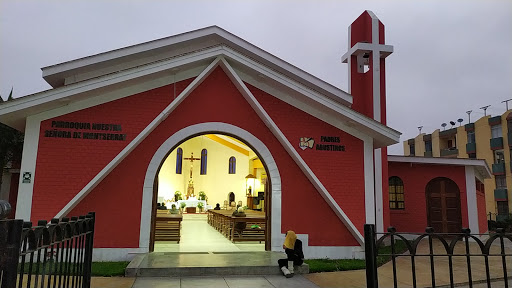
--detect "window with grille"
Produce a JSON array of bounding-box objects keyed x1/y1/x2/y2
[
  {"x1": 176, "y1": 148, "x2": 183, "y2": 174},
  {"x1": 425, "y1": 140, "x2": 432, "y2": 152},
  {"x1": 389, "y1": 176, "x2": 405, "y2": 209},
  {"x1": 491, "y1": 125, "x2": 503, "y2": 138},
  {"x1": 496, "y1": 175, "x2": 507, "y2": 189},
  {"x1": 229, "y1": 156, "x2": 236, "y2": 174},
  {"x1": 200, "y1": 149, "x2": 207, "y2": 175},
  {"x1": 409, "y1": 144, "x2": 415, "y2": 156},
  {"x1": 497, "y1": 201, "x2": 509, "y2": 216},
  {"x1": 467, "y1": 131, "x2": 475, "y2": 143},
  {"x1": 494, "y1": 150, "x2": 505, "y2": 164}
]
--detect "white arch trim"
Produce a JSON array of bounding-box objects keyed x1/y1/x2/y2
[{"x1": 140, "y1": 122, "x2": 282, "y2": 251}]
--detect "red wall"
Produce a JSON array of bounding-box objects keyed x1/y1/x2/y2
[
  {"x1": 476, "y1": 180, "x2": 487, "y2": 233},
  {"x1": 34, "y1": 67, "x2": 367, "y2": 248},
  {"x1": 388, "y1": 162, "x2": 469, "y2": 233},
  {"x1": 32, "y1": 79, "x2": 194, "y2": 222}
]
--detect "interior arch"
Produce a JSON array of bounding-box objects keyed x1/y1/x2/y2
[{"x1": 140, "y1": 122, "x2": 282, "y2": 252}]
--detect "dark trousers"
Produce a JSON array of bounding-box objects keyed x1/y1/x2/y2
[{"x1": 278, "y1": 249, "x2": 303, "y2": 268}]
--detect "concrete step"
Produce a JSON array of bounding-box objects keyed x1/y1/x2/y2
[{"x1": 126, "y1": 251, "x2": 309, "y2": 277}]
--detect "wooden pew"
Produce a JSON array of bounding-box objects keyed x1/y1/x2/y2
[
  {"x1": 230, "y1": 213, "x2": 266, "y2": 243},
  {"x1": 155, "y1": 211, "x2": 182, "y2": 243},
  {"x1": 207, "y1": 210, "x2": 266, "y2": 243}
]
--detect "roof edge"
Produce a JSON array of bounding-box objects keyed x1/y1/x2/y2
[{"x1": 388, "y1": 155, "x2": 492, "y2": 178}]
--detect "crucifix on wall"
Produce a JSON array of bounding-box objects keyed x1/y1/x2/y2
[{"x1": 184, "y1": 152, "x2": 200, "y2": 199}]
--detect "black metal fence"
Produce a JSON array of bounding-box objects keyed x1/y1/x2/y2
[
  {"x1": 488, "y1": 212, "x2": 512, "y2": 231},
  {"x1": 0, "y1": 212, "x2": 95, "y2": 288},
  {"x1": 365, "y1": 224, "x2": 512, "y2": 288}
]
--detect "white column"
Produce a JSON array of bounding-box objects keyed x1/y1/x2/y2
[
  {"x1": 364, "y1": 138, "x2": 375, "y2": 224},
  {"x1": 15, "y1": 116, "x2": 41, "y2": 220},
  {"x1": 374, "y1": 148, "x2": 384, "y2": 233},
  {"x1": 465, "y1": 166, "x2": 479, "y2": 233}
]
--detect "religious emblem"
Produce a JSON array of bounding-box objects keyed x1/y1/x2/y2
[
  {"x1": 299, "y1": 137, "x2": 315, "y2": 150},
  {"x1": 184, "y1": 152, "x2": 200, "y2": 199},
  {"x1": 22, "y1": 172, "x2": 32, "y2": 183}
]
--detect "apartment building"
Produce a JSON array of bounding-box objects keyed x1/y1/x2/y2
[{"x1": 403, "y1": 110, "x2": 512, "y2": 219}]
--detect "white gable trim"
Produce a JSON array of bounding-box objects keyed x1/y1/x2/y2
[
  {"x1": 53, "y1": 57, "x2": 222, "y2": 218},
  {"x1": 0, "y1": 47, "x2": 224, "y2": 120},
  {"x1": 221, "y1": 47, "x2": 399, "y2": 146},
  {"x1": 42, "y1": 26, "x2": 351, "y2": 106},
  {"x1": 218, "y1": 57, "x2": 365, "y2": 246},
  {"x1": 1, "y1": 46, "x2": 399, "y2": 148}
]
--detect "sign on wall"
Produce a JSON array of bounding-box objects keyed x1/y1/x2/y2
[
  {"x1": 22, "y1": 172, "x2": 31, "y2": 183},
  {"x1": 299, "y1": 136, "x2": 345, "y2": 152},
  {"x1": 44, "y1": 121, "x2": 127, "y2": 141}
]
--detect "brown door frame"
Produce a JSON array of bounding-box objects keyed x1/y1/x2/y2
[
  {"x1": 265, "y1": 177, "x2": 271, "y2": 251},
  {"x1": 149, "y1": 175, "x2": 158, "y2": 252}
]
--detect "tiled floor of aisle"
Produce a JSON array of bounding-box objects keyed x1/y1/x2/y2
[{"x1": 154, "y1": 213, "x2": 265, "y2": 253}]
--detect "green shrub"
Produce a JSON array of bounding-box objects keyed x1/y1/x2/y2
[{"x1": 305, "y1": 240, "x2": 409, "y2": 273}]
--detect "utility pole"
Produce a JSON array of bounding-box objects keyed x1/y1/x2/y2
[
  {"x1": 502, "y1": 99, "x2": 512, "y2": 111},
  {"x1": 480, "y1": 105, "x2": 490, "y2": 117}
]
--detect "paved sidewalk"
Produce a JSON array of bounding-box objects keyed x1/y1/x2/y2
[
  {"x1": 91, "y1": 239, "x2": 512, "y2": 287},
  {"x1": 305, "y1": 239, "x2": 512, "y2": 288},
  {"x1": 91, "y1": 275, "x2": 319, "y2": 288}
]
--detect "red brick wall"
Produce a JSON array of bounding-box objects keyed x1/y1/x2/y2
[
  {"x1": 63, "y1": 67, "x2": 365, "y2": 248},
  {"x1": 32, "y1": 79, "x2": 194, "y2": 223},
  {"x1": 476, "y1": 179, "x2": 487, "y2": 233},
  {"x1": 388, "y1": 162, "x2": 468, "y2": 233}
]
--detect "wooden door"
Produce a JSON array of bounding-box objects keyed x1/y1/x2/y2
[
  {"x1": 426, "y1": 177, "x2": 462, "y2": 233},
  {"x1": 149, "y1": 175, "x2": 158, "y2": 252}
]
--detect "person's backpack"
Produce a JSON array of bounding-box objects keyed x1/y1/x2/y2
[{"x1": 294, "y1": 239, "x2": 304, "y2": 259}]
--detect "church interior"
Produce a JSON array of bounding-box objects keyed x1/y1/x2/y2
[{"x1": 154, "y1": 134, "x2": 268, "y2": 252}]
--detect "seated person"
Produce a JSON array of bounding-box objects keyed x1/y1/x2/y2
[
  {"x1": 157, "y1": 202, "x2": 167, "y2": 210},
  {"x1": 232, "y1": 207, "x2": 246, "y2": 217},
  {"x1": 214, "y1": 203, "x2": 221, "y2": 210},
  {"x1": 169, "y1": 204, "x2": 179, "y2": 214},
  {"x1": 278, "y1": 230, "x2": 304, "y2": 278}
]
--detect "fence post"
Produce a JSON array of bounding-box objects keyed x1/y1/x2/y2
[
  {"x1": 82, "y1": 212, "x2": 96, "y2": 288},
  {"x1": 0, "y1": 219, "x2": 23, "y2": 288},
  {"x1": 364, "y1": 224, "x2": 378, "y2": 288}
]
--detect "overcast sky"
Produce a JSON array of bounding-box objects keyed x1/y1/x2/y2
[{"x1": 1, "y1": 1, "x2": 511, "y2": 154}]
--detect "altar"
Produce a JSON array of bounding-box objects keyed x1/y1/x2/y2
[{"x1": 177, "y1": 199, "x2": 207, "y2": 209}]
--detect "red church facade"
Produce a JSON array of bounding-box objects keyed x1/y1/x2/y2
[{"x1": 0, "y1": 11, "x2": 490, "y2": 261}]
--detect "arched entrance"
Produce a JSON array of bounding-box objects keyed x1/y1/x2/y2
[
  {"x1": 140, "y1": 123, "x2": 282, "y2": 253},
  {"x1": 425, "y1": 177, "x2": 462, "y2": 233}
]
